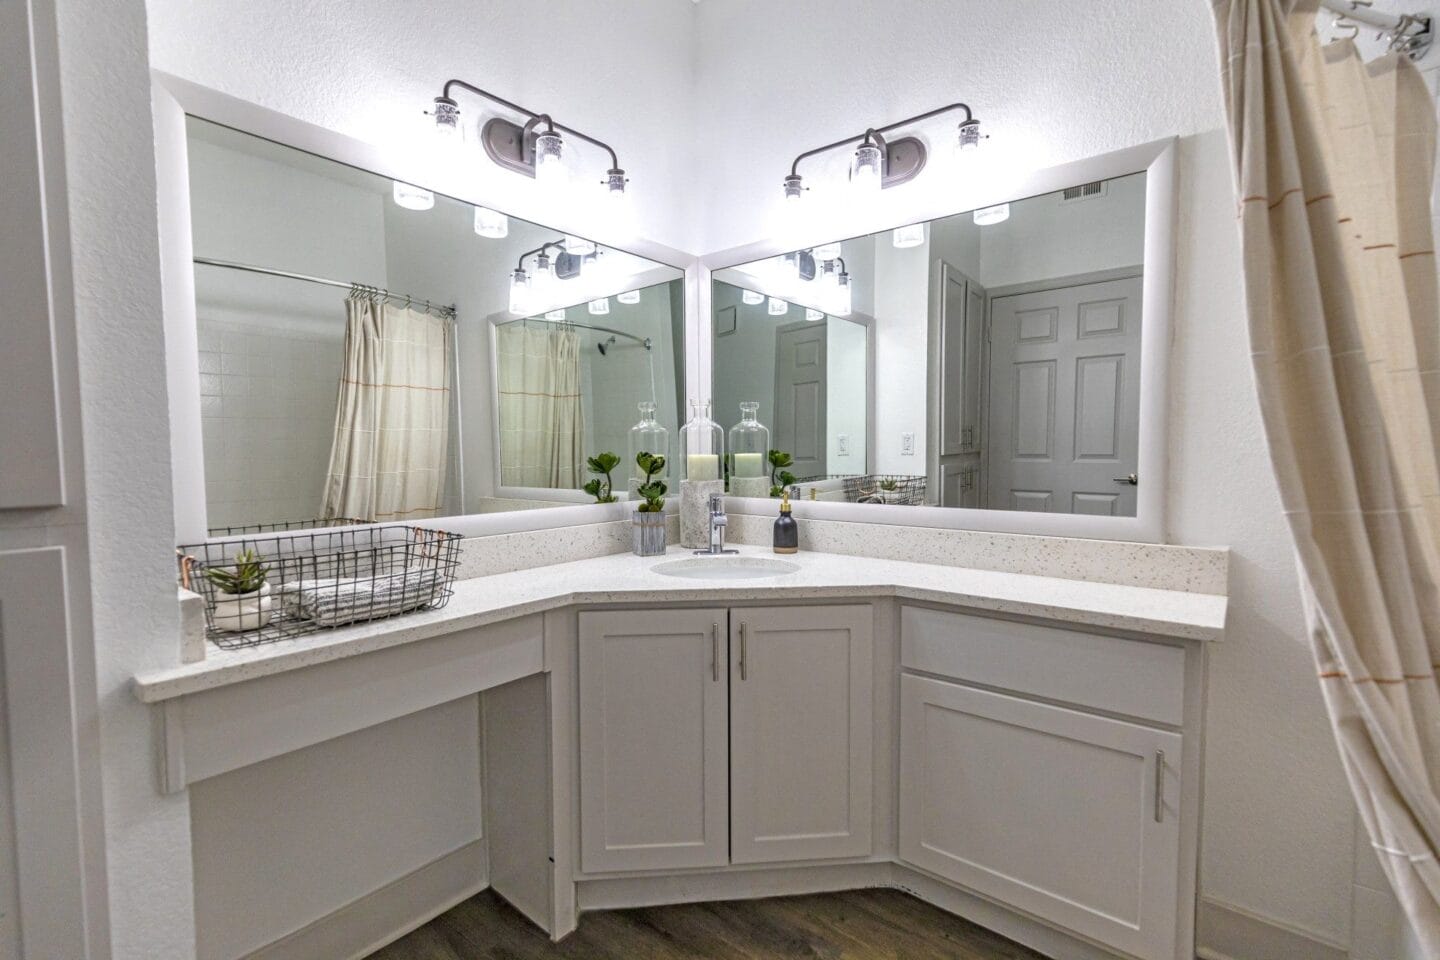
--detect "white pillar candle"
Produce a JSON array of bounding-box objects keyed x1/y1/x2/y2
[
  {"x1": 733, "y1": 452, "x2": 765, "y2": 478},
  {"x1": 687, "y1": 453, "x2": 720, "y2": 481}
]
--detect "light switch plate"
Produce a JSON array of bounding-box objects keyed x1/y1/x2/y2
[
  {"x1": 901, "y1": 432, "x2": 915, "y2": 456},
  {"x1": 837, "y1": 434, "x2": 850, "y2": 456}
]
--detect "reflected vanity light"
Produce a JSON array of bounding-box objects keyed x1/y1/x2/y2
[
  {"x1": 545, "y1": 309, "x2": 567, "y2": 321},
  {"x1": 474, "y1": 206, "x2": 508, "y2": 238},
  {"x1": 742, "y1": 289, "x2": 765, "y2": 306},
  {"x1": 834, "y1": 270, "x2": 852, "y2": 316},
  {"x1": 974, "y1": 203, "x2": 1011, "y2": 225},
  {"x1": 768, "y1": 297, "x2": 788, "y2": 316},
  {"x1": 813, "y1": 242, "x2": 842, "y2": 261},
  {"x1": 508, "y1": 268, "x2": 531, "y2": 314},
  {"x1": 392, "y1": 181, "x2": 434, "y2": 210},
  {"x1": 806, "y1": 308, "x2": 824, "y2": 322},
  {"x1": 892, "y1": 223, "x2": 926, "y2": 248},
  {"x1": 565, "y1": 234, "x2": 596, "y2": 256},
  {"x1": 618, "y1": 289, "x2": 641, "y2": 304},
  {"x1": 782, "y1": 102, "x2": 980, "y2": 202},
  {"x1": 588, "y1": 297, "x2": 610, "y2": 315}
]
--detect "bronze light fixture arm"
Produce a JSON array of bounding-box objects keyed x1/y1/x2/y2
[
  {"x1": 784, "y1": 102, "x2": 977, "y2": 197},
  {"x1": 439, "y1": 79, "x2": 622, "y2": 172}
]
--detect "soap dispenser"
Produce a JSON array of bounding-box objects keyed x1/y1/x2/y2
[{"x1": 773, "y1": 487, "x2": 798, "y2": 554}]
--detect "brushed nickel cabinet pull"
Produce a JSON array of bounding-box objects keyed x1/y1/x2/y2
[
  {"x1": 739, "y1": 622, "x2": 748, "y2": 681},
  {"x1": 711, "y1": 622, "x2": 720, "y2": 682},
  {"x1": 1154, "y1": 750, "x2": 1165, "y2": 823}
]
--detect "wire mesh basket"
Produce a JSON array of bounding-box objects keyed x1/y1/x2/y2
[
  {"x1": 206, "y1": 517, "x2": 369, "y2": 538},
  {"x1": 842, "y1": 474, "x2": 928, "y2": 505},
  {"x1": 177, "y1": 525, "x2": 462, "y2": 649}
]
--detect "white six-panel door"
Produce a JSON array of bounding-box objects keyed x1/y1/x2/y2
[
  {"x1": 986, "y1": 274, "x2": 1142, "y2": 516},
  {"x1": 729, "y1": 606, "x2": 873, "y2": 864},
  {"x1": 578, "y1": 608, "x2": 730, "y2": 873},
  {"x1": 899, "y1": 674, "x2": 1182, "y2": 960},
  {"x1": 773, "y1": 322, "x2": 828, "y2": 479}
]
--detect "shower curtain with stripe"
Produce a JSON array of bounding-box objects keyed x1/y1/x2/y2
[
  {"x1": 496, "y1": 323, "x2": 585, "y2": 489},
  {"x1": 322, "y1": 294, "x2": 452, "y2": 522}
]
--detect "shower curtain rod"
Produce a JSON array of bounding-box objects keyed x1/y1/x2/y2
[
  {"x1": 1318, "y1": 0, "x2": 1431, "y2": 58},
  {"x1": 520, "y1": 315, "x2": 652, "y2": 351},
  {"x1": 193, "y1": 256, "x2": 457, "y2": 318}
]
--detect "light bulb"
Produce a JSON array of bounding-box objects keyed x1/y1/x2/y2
[
  {"x1": 768, "y1": 297, "x2": 788, "y2": 316},
  {"x1": 545, "y1": 309, "x2": 566, "y2": 321},
  {"x1": 474, "y1": 206, "x2": 508, "y2": 238},
  {"x1": 509, "y1": 269, "x2": 531, "y2": 314},
  {"x1": 741, "y1": 290, "x2": 764, "y2": 306},
  {"x1": 392, "y1": 181, "x2": 434, "y2": 210},
  {"x1": 893, "y1": 223, "x2": 925, "y2": 248},
  {"x1": 813, "y1": 242, "x2": 842, "y2": 261},
  {"x1": 973, "y1": 203, "x2": 1010, "y2": 225},
  {"x1": 783, "y1": 174, "x2": 804, "y2": 202},
  {"x1": 835, "y1": 272, "x2": 852, "y2": 317},
  {"x1": 618, "y1": 289, "x2": 641, "y2": 304},
  {"x1": 432, "y1": 97, "x2": 460, "y2": 145},
  {"x1": 589, "y1": 297, "x2": 610, "y2": 315},
  {"x1": 956, "y1": 119, "x2": 982, "y2": 154},
  {"x1": 851, "y1": 142, "x2": 882, "y2": 193},
  {"x1": 806, "y1": 308, "x2": 824, "y2": 323},
  {"x1": 606, "y1": 169, "x2": 627, "y2": 202},
  {"x1": 531, "y1": 253, "x2": 555, "y2": 304},
  {"x1": 535, "y1": 130, "x2": 566, "y2": 186},
  {"x1": 819, "y1": 260, "x2": 839, "y2": 289},
  {"x1": 564, "y1": 235, "x2": 596, "y2": 256}
]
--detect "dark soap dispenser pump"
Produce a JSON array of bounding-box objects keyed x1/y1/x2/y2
[{"x1": 773, "y1": 487, "x2": 798, "y2": 554}]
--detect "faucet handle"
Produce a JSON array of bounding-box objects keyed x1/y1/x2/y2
[{"x1": 709, "y1": 493, "x2": 724, "y2": 512}]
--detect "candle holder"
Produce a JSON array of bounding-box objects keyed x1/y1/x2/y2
[
  {"x1": 678, "y1": 400, "x2": 724, "y2": 547},
  {"x1": 728, "y1": 401, "x2": 771, "y2": 499}
]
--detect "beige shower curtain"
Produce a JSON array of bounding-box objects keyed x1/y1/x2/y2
[
  {"x1": 1211, "y1": 0, "x2": 1440, "y2": 951},
  {"x1": 322, "y1": 295, "x2": 452, "y2": 522},
  {"x1": 496, "y1": 323, "x2": 584, "y2": 488}
]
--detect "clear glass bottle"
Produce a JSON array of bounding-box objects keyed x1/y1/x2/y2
[
  {"x1": 628, "y1": 401, "x2": 669, "y2": 498},
  {"x1": 728, "y1": 402, "x2": 770, "y2": 481},
  {"x1": 678, "y1": 400, "x2": 723, "y2": 482}
]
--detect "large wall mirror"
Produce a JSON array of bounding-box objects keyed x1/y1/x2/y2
[
  {"x1": 706, "y1": 140, "x2": 1174, "y2": 540},
  {"x1": 177, "y1": 112, "x2": 683, "y2": 537}
]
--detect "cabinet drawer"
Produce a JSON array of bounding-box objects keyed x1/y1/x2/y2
[{"x1": 900, "y1": 605, "x2": 1184, "y2": 725}]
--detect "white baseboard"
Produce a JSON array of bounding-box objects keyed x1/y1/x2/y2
[
  {"x1": 576, "y1": 860, "x2": 892, "y2": 911},
  {"x1": 1196, "y1": 896, "x2": 1347, "y2": 960},
  {"x1": 244, "y1": 839, "x2": 488, "y2": 960}
]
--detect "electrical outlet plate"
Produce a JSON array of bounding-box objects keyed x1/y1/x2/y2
[
  {"x1": 837, "y1": 434, "x2": 850, "y2": 456},
  {"x1": 901, "y1": 432, "x2": 915, "y2": 456}
]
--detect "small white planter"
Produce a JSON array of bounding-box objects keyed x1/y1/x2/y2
[{"x1": 211, "y1": 583, "x2": 273, "y2": 632}]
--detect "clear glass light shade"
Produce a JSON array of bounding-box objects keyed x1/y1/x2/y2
[
  {"x1": 806, "y1": 308, "x2": 824, "y2": 322},
  {"x1": 618, "y1": 289, "x2": 641, "y2": 304},
  {"x1": 741, "y1": 289, "x2": 765, "y2": 306},
  {"x1": 813, "y1": 242, "x2": 842, "y2": 261},
  {"x1": 588, "y1": 297, "x2": 610, "y2": 315},
  {"x1": 728, "y1": 402, "x2": 770, "y2": 479},
  {"x1": 768, "y1": 297, "x2": 788, "y2": 316},
  {"x1": 629, "y1": 401, "x2": 670, "y2": 496},
  {"x1": 474, "y1": 206, "x2": 508, "y2": 238},
  {"x1": 783, "y1": 175, "x2": 804, "y2": 202},
  {"x1": 432, "y1": 98, "x2": 461, "y2": 144},
  {"x1": 545, "y1": 309, "x2": 567, "y2": 321},
  {"x1": 819, "y1": 261, "x2": 839, "y2": 289},
  {"x1": 834, "y1": 275, "x2": 853, "y2": 317},
  {"x1": 956, "y1": 120, "x2": 982, "y2": 154},
  {"x1": 973, "y1": 203, "x2": 1010, "y2": 225},
  {"x1": 534, "y1": 131, "x2": 566, "y2": 186},
  {"x1": 679, "y1": 400, "x2": 724, "y2": 481},
  {"x1": 508, "y1": 269, "x2": 530, "y2": 314},
  {"x1": 851, "y1": 143, "x2": 882, "y2": 192},
  {"x1": 892, "y1": 223, "x2": 926, "y2": 248},
  {"x1": 606, "y1": 170, "x2": 627, "y2": 201},
  {"x1": 392, "y1": 181, "x2": 434, "y2": 210},
  {"x1": 530, "y1": 254, "x2": 555, "y2": 303},
  {"x1": 564, "y1": 234, "x2": 596, "y2": 256}
]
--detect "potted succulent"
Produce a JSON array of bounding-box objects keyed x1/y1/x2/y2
[
  {"x1": 583, "y1": 452, "x2": 621, "y2": 503},
  {"x1": 768, "y1": 449, "x2": 798, "y2": 498},
  {"x1": 632, "y1": 451, "x2": 668, "y2": 556},
  {"x1": 878, "y1": 477, "x2": 901, "y2": 504},
  {"x1": 205, "y1": 548, "x2": 273, "y2": 632}
]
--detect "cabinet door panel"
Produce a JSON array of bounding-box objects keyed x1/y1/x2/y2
[
  {"x1": 730, "y1": 605, "x2": 872, "y2": 864},
  {"x1": 579, "y1": 609, "x2": 729, "y2": 873},
  {"x1": 899, "y1": 674, "x2": 1181, "y2": 960}
]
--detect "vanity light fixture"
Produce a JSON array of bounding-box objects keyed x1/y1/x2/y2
[
  {"x1": 508, "y1": 268, "x2": 530, "y2": 314},
  {"x1": 813, "y1": 242, "x2": 842, "y2": 261},
  {"x1": 782, "y1": 102, "x2": 980, "y2": 201},
  {"x1": 392, "y1": 181, "x2": 434, "y2": 210},
  {"x1": 892, "y1": 223, "x2": 925, "y2": 248},
  {"x1": 589, "y1": 297, "x2": 611, "y2": 315},
  {"x1": 834, "y1": 262, "x2": 853, "y2": 317},
  {"x1": 545, "y1": 309, "x2": 567, "y2": 321},
  {"x1": 565, "y1": 235, "x2": 596, "y2": 256},
  {"x1": 742, "y1": 289, "x2": 765, "y2": 306},
  {"x1": 973, "y1": 202, "x2": 1010, "y2": 225},
  {"x1": 429, "y1": 80, "x2": 627, "y2": 199},
  {"x1": 805, "y1": 308, "x2": 824, "y2": 322},
  {"x1": 473, "y1": 205, "x2": 508, "y2": 238},
  {"x1": 618, "y1": 289, "x2": 641, "y2": 304},
  {"x1": 768, "y1": 297, "x2": 788, "y2": 316}
]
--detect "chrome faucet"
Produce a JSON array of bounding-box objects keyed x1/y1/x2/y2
[{"x1": 695, "y1": 493, "x2": 738, "y2": 556}]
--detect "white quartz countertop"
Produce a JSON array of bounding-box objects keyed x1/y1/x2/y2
[{"x1": 133, "y1": 544, "x2": 1228, "y2": 703}]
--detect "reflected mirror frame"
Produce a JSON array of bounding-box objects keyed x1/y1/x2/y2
[
  {"x1": 696, "y1": 137, "x2": 1177, "y2": 543},
  {"x1": 153, "y1": 71, "x2": 701, "y2": 544}
]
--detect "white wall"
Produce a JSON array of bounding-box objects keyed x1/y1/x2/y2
[
  {"x1": 691, "y1": 0, "x2": 1357, "y2": 952},
  {"x1": 826, "y1": 317, "x2": 867, "y2": 475}
]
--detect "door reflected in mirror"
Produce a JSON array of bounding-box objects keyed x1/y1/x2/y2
[
  {"x1": 713, "y1": 170, "x2": 1145, "y2": 517},
  {"x1": 185, "y1": 117, "x2": 683, "y2": 535}
]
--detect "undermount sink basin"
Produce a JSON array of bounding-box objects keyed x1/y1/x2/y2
[{"x1": 651, "y1": 556, "x2": 801, "y2": 581}]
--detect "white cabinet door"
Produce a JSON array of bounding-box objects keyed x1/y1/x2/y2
[
  {"x1": 729, "y1": 605, "x2": 873, "y2": 864},
  {"x1": 579, "y1": 608, "x2": 729, "y2": 873},
  {"x1": 899, "y1": 674, "x2": 1182, "y2": 960}
]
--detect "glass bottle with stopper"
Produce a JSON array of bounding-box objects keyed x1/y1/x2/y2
[
  {"x1": 728, "y1": 401, "x2": 771, "y2": 498},
  {"x1": 679, "y1": 400, "x2": 723, "y2": 482},
  {"x1": 627, "y1": 401, "x2": 669, "y2": 497}
]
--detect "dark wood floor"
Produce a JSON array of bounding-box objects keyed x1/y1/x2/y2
[{"x1": 370, "y1": 887, "x2": 1049, "y2": 960}]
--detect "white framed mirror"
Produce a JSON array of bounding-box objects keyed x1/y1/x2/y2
[
  {"x1": 152, "y1": 72, "x2": 701, "y2": 543},
  {"x1": 697, "y1": 139, "x2": 1176, "y2": 541}
]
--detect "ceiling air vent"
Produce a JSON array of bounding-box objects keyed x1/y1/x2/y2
[{"x1": 1061, "y1": 180, "x2": 1107, "y2": 203}]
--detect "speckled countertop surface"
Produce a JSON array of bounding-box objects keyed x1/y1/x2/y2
[{"x1": 134, "y1": 544, "x2": 1228, "y2": 703}]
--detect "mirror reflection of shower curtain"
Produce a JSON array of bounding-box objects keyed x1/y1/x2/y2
[
  {"x1": 321, "y1": 295, "x2": 453, "y2": 522},
  {"x1": 497, "y1": 324, "x2": 585, "y2": 489}
]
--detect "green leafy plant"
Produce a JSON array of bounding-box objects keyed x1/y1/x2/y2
[
  {"x1": 768, "y1": 449, "x2": 797, "y2": 498},
  {"x1": 634, "y1": 452, "x2": 668, "y2": 512},
  {"x1": 583, "y1": 452, "x2": 621, "y2": 503},
  {"x1": 204, "y1": 548, "x2": 268, "y2": 596},
  {"x1": 879, "y1": 478, "x2": 899, "y2": 492}
]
